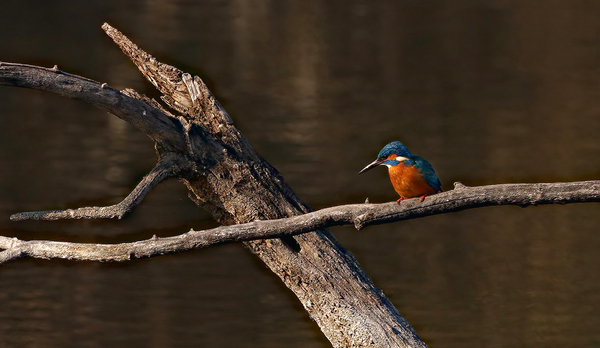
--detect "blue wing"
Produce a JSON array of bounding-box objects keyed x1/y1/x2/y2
[{"x1": 412, "y1": 156, "x2": 442, "y2": 191}]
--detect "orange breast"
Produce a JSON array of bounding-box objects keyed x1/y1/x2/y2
[{"x1": 388, "y1": 163, "x2": 438, "y2": 199}]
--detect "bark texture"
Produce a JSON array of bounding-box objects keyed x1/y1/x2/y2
[{"x1": 0, "y1": 24, "x2": 426, "y2": 347}]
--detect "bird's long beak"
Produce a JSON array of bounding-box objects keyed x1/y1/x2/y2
[{"x1": 358, "y1": 158, "x2": 384, "y2": 174}]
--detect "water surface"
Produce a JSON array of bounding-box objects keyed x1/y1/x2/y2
[{"x1": 1, "y1": 1, "x2": 599, "y2": 347}]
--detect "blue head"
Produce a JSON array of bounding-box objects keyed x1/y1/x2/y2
[
  {"x1": 376, "y1": 141, "x2": 412, "y2": 160},
  {"x1": 359, "y1": 141, "x2": 413, "y2": 174}
]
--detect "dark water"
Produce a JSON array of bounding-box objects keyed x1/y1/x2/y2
[{"x1": 1, "y1": 1, "x2": 600, "y2": 347}]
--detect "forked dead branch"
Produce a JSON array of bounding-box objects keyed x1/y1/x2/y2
[{"x1": 1, "y1": 24, "x2": 599, "y2": 348}]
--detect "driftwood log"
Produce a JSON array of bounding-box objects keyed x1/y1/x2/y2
[
  {"x1": 1, "y1": 24, "x2": 599, "y2": 347},
  {"x1": 0, "y1": 24, "x2": 426, "y2": 347}
]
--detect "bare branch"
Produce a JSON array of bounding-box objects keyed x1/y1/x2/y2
[
  {"x1": 354, "y1": 180, "x2": 600, "y2": 229},
  {"x1": 0, "y1": 61, "x2": 187, "y2": 152},
  {"x1": 2, "y1": 180, "x2": 598, "y2": 265},
  {"x1": 10, "y1": 153, "x2": 192, "y2": 221}
]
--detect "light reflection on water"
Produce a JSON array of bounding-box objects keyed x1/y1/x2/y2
[{"x1": 1, "y1": 1, "x2": 599, "y2": 347}]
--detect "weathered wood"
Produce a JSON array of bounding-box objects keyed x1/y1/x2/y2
[
  {"x1": 0, "y1": 24, "x2": 427, "y2": 347},
  {"x1": 103, "y1": 24, "x2": 427, "y2": 347}
]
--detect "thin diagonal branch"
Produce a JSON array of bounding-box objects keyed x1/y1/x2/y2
[
  {"x1": 2, "y1": 180, "x2": 598, "y2": 265},
  {"x1": 0, "y1": 61, "x2": 187, "y2": 152},
  {"x1": 10, "y1": 153, "x2": 191, "y2": 221}
]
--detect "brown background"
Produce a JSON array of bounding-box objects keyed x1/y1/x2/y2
[{"x1": 1, "y1": 1, "x2": 599, "y2": 347}]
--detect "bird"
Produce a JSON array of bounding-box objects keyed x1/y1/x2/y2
[{"x1": 359, "y1": 141, "x2": 442, "y2": 202}]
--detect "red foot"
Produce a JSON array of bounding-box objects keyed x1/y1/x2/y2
[
  {"x1": 396, "y1": 197, "x2": 405, "y2": 204},
  {"x1": 419, "y1": 195, "x2": 427, "y2": 202}
]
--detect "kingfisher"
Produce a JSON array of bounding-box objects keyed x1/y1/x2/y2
[{"x1": 359, "y1": 141, "x2": 442, "y2": 202}]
